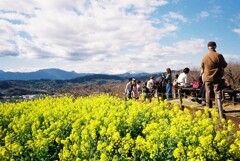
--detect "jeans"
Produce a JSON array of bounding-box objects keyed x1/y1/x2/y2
[{"x1": 166, "y1": 83, "x2": 172, "y2": 99}]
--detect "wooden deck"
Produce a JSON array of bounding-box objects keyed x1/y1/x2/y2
[{"x1": 169, "y1": 98, "x2": 240, "y2": 125}]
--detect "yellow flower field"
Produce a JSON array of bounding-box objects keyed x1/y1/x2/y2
[{"x1": 0, "y1": 95, "x2": 240, "y2": 160}]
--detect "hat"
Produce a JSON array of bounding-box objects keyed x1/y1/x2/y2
[{"x1": 208, "y1": 41, "x2": 216, "y2": 47}]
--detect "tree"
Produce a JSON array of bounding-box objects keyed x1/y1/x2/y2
[{"x1": 224, "y1": 62, "x2": 240, "y2": 89}]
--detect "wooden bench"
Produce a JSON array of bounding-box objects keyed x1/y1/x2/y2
[
  {"x1": 177, "y1": 87, "x2": 199, "y2": 109},
  {"x1": 177, "y1": 87, "x2": 240, "y2": 107},
  {"x1": 177, "y1": 87, "x2": 240, "y2": 119},
  {"x1": 222, "y1": 89, "x2": 240, "y2": 105}
]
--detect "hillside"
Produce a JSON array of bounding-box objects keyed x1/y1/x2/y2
[{"x1": 0, "y1": 74, "x2": 126, "y2": 97}]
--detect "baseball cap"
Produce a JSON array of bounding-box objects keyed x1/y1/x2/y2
[{"x1": 208, "y1": 41, "x2": 217, "y2": 47}]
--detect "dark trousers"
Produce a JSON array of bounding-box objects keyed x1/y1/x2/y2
[{"x1": 197, "y1": 84, "x2": 205, "y2": 99}]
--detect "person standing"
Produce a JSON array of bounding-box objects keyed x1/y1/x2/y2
[
  {"x1": 142, "y1": 81, "x2": 149, "y2": 102},
  {"x1": 172, "y1": 74, "x2": 179, "y2": 98},
  {"x1": 147, "y1": 76, "x2": 156, "y2": 102},
  {"x1": 147, "y1": 76, "x2": 155, "y2": 91},
  {"x1": 132, "y1": 79, "x2": 139, "y2": 100},
  {"x1": 201, "y1": 41, "x2": 227, "y2": 119},
  {"x1": 137, "y1": 80, "x2": 142, "y2": 96},
  {"x1": 165, "y1": 68, "x2": 172, "y2": 99},
  {"x1": 124, "y1": 78, "x2": 133, "y2": 100},
  {"x1": 156, "y1": 74, "x2": 167, "y2": 99}
]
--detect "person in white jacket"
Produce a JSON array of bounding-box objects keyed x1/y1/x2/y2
[
  {"x1": 146, "y1": 76, "x2": 156, "y2": 101},
  {"x1": 147, "y1": 76, "x2": 156, "y2": 90},
  {"x1": 177, "y1": 68, "x2": 190, "y2": 87}
]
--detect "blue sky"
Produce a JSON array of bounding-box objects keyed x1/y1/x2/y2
[{"x1": 0, "y1": 0, "x2": 240, "y2": 74}]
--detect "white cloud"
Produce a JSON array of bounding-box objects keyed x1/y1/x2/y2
[
  {"x1": 174, "y1": 39, "x2": 205, "y2": 54},
  {"x1": 6, "y1": 67, "x2": 41, "y2": 72},
  {"x1": 230, "y1": 13, "x2": 240, "y2": 24},
  {"x1": 224, "y1": 54, "x2": 240, "y2": 62},
  {"x1": 233, "y1": 28, "x2": 240, "y2": 35},
  {"x1": 0, "y1": 0, "x2": 37, "y2": 15},
  {"x1": 141, "y1": 39, "x2": 205, "y2": 57},
  {"x1": 212, "y1": 5, "x2": 222, "y2": 14},
  {"x1": 162, "y1": 12, "x2": 187, "y2": 23},
  {"x1": 0, "y1": 12, "x2": 28, "y2": 23},
  {"x1": 0, "y1": 39, "x2": 19, "y2": 57},
  {"x1": 0, "y1": 0, "x2": 172, "y2": 60},
  {"x1": 172, "y1": 0, "x2": 180, "y2": 4},
  {"x1": 199, "y1": 11, "x2": 209, "y2": 18},
  {"x1": 0, "y1": 0, "x2": 206, "y2": 73},
  {"x1": 167, "y1": 60, "x2": 191, "y2": 66},
  {"x1": 211, "y1": 5, "x2": 222, "y2": 18},
  {"x1": 0, "y1": 20, "x2": 19, "y2": 57}
]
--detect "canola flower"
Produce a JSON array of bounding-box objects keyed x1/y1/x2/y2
[{"x1": 0, "y1": 95, "x2": 240, "y2": 160}]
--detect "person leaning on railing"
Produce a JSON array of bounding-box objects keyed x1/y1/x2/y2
[
  {"x1": 177, "y1": 67, "x2": 190, "y2": 87},
  {"x1": 177, "y1": 67, "x2": 191, "y2": 97}
]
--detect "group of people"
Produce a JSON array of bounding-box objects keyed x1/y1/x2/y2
[
  {"x1": 124, "y1": 41, "x2": 228, "y2": 118},
  {"x1": 124, "y1": 68, "x2": 175, "y2": 101},
  {"x1": 124, "y1": 78, "x2": 142, "y2": 100},
  {"x1": 124, "y1": 66, "x2": 192, "y2": 101}
]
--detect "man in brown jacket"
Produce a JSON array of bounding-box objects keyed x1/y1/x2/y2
[{"x1": 201, "y1": 41, "x2": 227, "y2": 118}]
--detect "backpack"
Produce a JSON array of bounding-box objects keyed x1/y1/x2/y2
[
  {"x1": 142, "y1": 84, "x2": 149, "y2": 93},
  {"x1": 161, "y1": 78, "x2": 167, "y2": 88},
  {"x1": 156, "y1": 77, "x2": 166, "y2": 93},
  {"x1": 192, "y1": 81, "x2": 200, "y2": 89}
]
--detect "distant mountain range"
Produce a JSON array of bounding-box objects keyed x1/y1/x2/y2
[
  {"x1": 0, "y1": 69, "x2": 85, "y2": 80},
  {"x1": 0, "y1": 68, "x2": 159, "y2": 81}
]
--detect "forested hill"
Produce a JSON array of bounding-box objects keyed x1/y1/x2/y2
[{"x1": 0, "y1": 73, "x2": 154, "y2": 97}]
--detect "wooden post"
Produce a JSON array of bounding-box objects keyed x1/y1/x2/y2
[
  {"x1": 233, "y1": 92, "x2": 236, "y2": 105},
  {"x1": 217, "y1": 98, "x2": 224, "y2": 119},
  {"x1": 178, "y1": 88, "x2": 183, "y2": 110}
]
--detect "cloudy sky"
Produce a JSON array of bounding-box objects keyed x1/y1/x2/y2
[{"x1": 0, "y1": 0, "x2": 240, "y2": 74}]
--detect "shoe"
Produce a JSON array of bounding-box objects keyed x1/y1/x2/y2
[{"x1": 196, "y1": 99, "x2": 202, "y2": 104}]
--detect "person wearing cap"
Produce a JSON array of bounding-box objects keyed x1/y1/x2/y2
[{"x1": 201, "y1": 41, "x2": 227, "y2": 118}]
